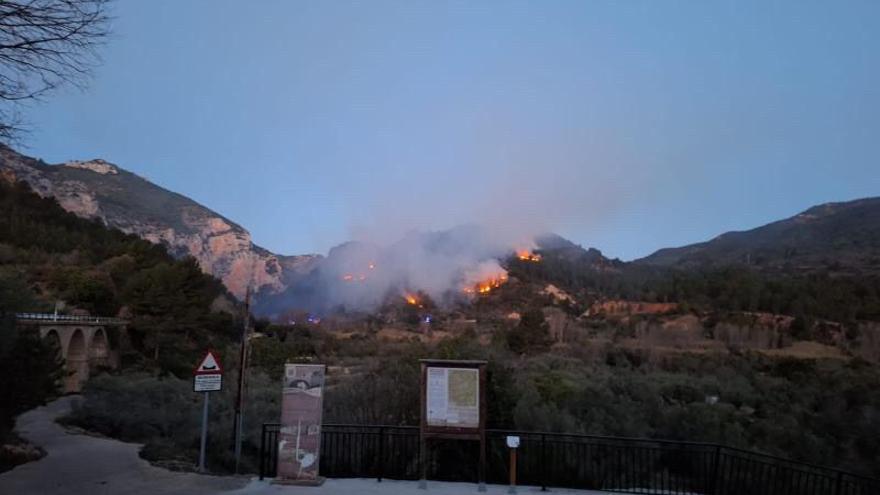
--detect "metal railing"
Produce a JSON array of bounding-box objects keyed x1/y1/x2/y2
[
  {"x1": 260, "y1": 423, "x2": 880, "y2": 494},
  {"x1": 14, "y1": 312, "x2": 128, "y2": 325}
]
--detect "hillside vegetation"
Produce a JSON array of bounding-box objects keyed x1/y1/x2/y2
[
  {"x1": 639, "y1": 197, "x2": 880, "y2": 273},
  {"x1": 0, "y1": 179, "x2": 241, "y2": 464}
]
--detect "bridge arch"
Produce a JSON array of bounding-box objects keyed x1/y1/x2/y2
[
  {"x1": 44, "y1": 329, "x2": 62, "y2": 354},
  {"x1": 89, "y1": 328, "x2": 109, "y2": 368},
  {"x1": 17, "y1": 314, "x2": 127, "y2": 393},
  {"x1": 65, "y1": 329, "x2": 88, "y2": 393}
]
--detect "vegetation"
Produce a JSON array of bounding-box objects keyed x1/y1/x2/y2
[
  {"x1": 63, "y1": 326, "x2": 880, "y2": 478},
  {"x1": 0, "y1": 0, "x2": 111, "y2": 142},
  {"x1": 512, "y1": 249, "x2": 880, "y2": 324},
  {"x1": 506, "y1": 308, "x2": 552, "y2": 355},
  {"x1": 0, "y1": 179, "x2": 239, "y2": 466},
  {"x1": 0, "y1": 275, "x2": 61, "y2": 471},
  {"x1": 0, "y1": 179, "x2": 239, "y2": 373}
]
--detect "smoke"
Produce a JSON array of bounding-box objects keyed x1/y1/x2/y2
[
  {"x1": 276, "y1": 112, "x2": 655, "y2": 314},
  {"x1": 275, "y1": 98, "x2": 662, "y2": 315},
  {"x1": 285, "y1": 224, "x2": 535, "y2": 313},
  {"x1": 334, "y1": 104, "x2": 655, "y2": 258}
]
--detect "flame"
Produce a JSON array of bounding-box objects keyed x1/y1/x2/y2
[
  {"x1": 463, "y1": 274, "x2": 508, "y2": 295},
  {"x1": 342, "y1": 271, "x2": 369, "y2": 282},
  {"x1": 461, "y1": 260, "x2": 509, "y2": 296},
  {"x1": 403, "y1": 293, "x2": 419, "y2": 305},
  {"x1": 517, "y1": 250, "x2": 542, "y2": 262}
]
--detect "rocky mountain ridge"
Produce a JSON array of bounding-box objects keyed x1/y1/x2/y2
[{"x1": 0, "y1": 145, "x2": 320, "y2": 301}]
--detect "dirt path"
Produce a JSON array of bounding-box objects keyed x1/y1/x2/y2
[{"x1": 0, "y1": 396, "x2": 247, "y2": 495}]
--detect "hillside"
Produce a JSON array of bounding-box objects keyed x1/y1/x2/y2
[
  {"x1": 0, "y1": 179, "x2": 240, "y2": 370},
  {"x1": 253, "y1": 228, "x2": 622, "y2": 316},
  {"x1": 638, "y1": 198, "x2": 880, "y2": 274},
  {"x1": 0, "y1": 145, "x2": 319, "y2": 301},
  {"x1": 0, "y1": 178, "x2": 245, "y2": 458}
]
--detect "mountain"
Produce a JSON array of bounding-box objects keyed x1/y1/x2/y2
[
  {"x1": 253, "y1": 229, "x2": 621, "y2": 317},
  {"x1": 638, "y1": 197, "x2": 880, "y2": 274},
  {"x1": 0, "y1": 145, "x2": 320, "y2": 301}
]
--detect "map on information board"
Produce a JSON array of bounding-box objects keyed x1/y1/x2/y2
[{"x1": 426, "y1": 367, "x2": 479, "y2": 428}]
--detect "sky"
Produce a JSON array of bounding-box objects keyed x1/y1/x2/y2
[{"x1": 18, "y1": 0, "x2": 880, "y2": 260}]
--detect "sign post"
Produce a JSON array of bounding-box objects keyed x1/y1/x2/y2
[
  {"x1": 199, "y1": 392, "x2": 210, "y2": 472},
  {"x1": 419, "y1": 359, "x2": 488, "y2": 491},
  {"x1": 193, "y1": 350, "x2": 223, "y2": 472},
  {"x1": 507, "y1": 435, "x2": 520, "y2": 494}
]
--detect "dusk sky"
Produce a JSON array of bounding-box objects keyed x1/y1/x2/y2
[{"x1": 20, "y1": 0, "x2": 880, "y2": 260}]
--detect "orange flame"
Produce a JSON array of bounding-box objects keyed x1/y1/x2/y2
[
  {"x1": 403, "y1": 293, "x2": 419, "y2": 305},
  {"x1": 463, "y1": 274, "x2": 508, "y2": 295},
  {"x1": 517, "y1": 250, "x2": 542, "y2": 262},
  {"x1": 342, "y1": 272, "x2": 369, "y2": 282}
]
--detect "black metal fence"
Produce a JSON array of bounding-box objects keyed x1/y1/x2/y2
[{"x1": 260, "y1": 423, "x2": 880, "y2": 495}]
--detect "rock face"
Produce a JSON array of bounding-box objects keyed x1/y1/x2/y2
[{"x1": 0, "y1": 145, "x2": 320, "y2": 303}]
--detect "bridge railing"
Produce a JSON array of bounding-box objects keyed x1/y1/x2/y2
[
  {"x1": 260, "y1": 423, "x2": 880, "y2": 495},
  {"x1": 14, "y1": 312, "x2": 128, "y2": 325}
]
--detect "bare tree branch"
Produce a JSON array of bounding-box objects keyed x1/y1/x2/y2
[{"x1": 0, "y1": 0, "x2": 111, "y2": 143}]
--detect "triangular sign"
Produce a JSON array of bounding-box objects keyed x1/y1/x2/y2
[{"x1": 195, "y1": 351, "x2": 223, "y2": 375}]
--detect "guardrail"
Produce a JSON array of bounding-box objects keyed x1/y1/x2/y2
[
  {"x1": 14, "y1": 312, "x2": 128, "y2": 325},
  {"x1": 260, "y1": 423, "x2": 880, "y2": 494}
]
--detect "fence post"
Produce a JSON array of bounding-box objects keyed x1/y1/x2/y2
[
  {"x1": 709, "y1": 445, "x2": 721, "y2": 495},
  {"x1": 541, "y1": 434, "x2": 547, "y2": 492},
  {"x1": 259, "y1": 424, "x2": 266, "y2": 481},
  {"x1": 377, "y1": 426, "x2": 385, "y2": 483},
  {"x1": 834, "y1": 471, "x2": 843, "y2": 495}
]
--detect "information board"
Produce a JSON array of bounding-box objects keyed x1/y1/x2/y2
[
  {"x1": 426, "y1": 366, "x2": 480, "y2": 428},
  {"x1": 276, "y1": 364, "x2": 326, "y2": 485},
  {"x1": 419, "y1": 359, "x2": 488, "y2": 490}
]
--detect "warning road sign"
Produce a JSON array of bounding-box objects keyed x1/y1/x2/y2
[
  {"x1": 194, "y1": 350, "x2": 223, "y2": 375},
  {"x1": 194, "y1": 351, "x2": 223, "y2": 392}
]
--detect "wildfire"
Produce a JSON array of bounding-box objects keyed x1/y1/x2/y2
[
  {"x1": 342, "y1": 264, "x2": 373, "y2": 282},
  {"x1": 516, "y1": 250, "x2": 542, "y2": 262},
  {"x1": 404, "y1": 293, "x2": 418, "y2": 305},
  {"x1": 462, "y1": 274, "x2": 508, "y2": 295}
]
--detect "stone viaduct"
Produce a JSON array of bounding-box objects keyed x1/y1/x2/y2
[{"x1": 15, "y1": 313, "x2": 127, "y2": 393}]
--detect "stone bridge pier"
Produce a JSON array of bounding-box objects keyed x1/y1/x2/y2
[{"x1": 16, "y1": 313, "x2": 127, "y2": 393}]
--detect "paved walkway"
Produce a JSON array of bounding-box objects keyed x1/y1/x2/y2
[
  {"x1": 0, "y1": 396, "x2": 247, "y2": 495},
  {"x1": 0, "y1": 397, "x2": 602, "y2": 495}
]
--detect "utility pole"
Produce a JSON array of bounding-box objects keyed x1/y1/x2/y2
[{"x1": 233, "y1": 286, "x2": 252, "y2": 473}]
